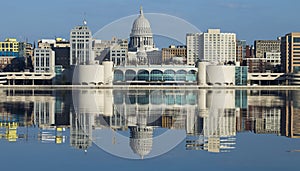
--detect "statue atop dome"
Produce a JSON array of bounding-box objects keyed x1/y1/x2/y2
[{"x1": 140, "y1": 6, "x2": 143, "y2": 15}]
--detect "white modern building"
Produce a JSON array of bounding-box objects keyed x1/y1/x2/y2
[
  {"x1": 186, "y1": 33, "x2": 201, "y2": 66},
  {"x1": 70, "y1": 20, "x2": 93, "y2": 65},
  {"x1": 199, "y1": 29, "x2": 236, "y2": 64},
  {"x1": 34, "y1": 48, "x2": 55, "y2": 73},
  {"x1": 197, "y1": 61, "x2": 236, "y2": 86},
  {"x1": 69, "y1": 20, "x2": 114, "y2": 85}
]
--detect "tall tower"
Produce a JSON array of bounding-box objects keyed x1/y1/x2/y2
[
  {"x1": 199, "y1": 29, "x2": 236, "y2": 64},
  {"x1": 70, "y1": 20, "x2": 93, "y2": 65},
  {"x1": 186, "y1": 33, "x2": 201, "y2": 66},
  {"x1": 129, "y1": 6, "x2": 155, "y2": 52}
]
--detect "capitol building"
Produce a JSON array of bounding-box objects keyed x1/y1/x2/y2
[
  {"x1": 67, "y1": 6, "x2": 241, "y2": 86},
  {"x1": 127, "y1": 6, "x2": 161, "y2": 65}
]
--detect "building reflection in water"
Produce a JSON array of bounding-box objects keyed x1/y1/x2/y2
[{"x1": 0, "y1": 89, "x2": 299, "y2": 157}]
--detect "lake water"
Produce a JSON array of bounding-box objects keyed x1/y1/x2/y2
[{"x1": 0, "y1": 89, "x2": 299, "y2": 171}]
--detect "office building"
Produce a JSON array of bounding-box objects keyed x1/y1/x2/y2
[
  {"x1": 34, "y1": 48, "x2": 55, "y2": 73},
  {"x1": 254, "y1": 40, "x2": 281, "y2": 59},
  {"x1": 162, "y1": 45, "x2": 187, "y2": 64},
  {"x1": 199, "y1": 29, "x2": 236, "y2": 63},
  {"x1": 37, "y1": 38, "x2": 70, "y2": 69},
  {"x1": 265, "y1": 52, "x2": 281, "y2": 67},
  {"x1": 0, "y1": 38, "x2": 20, "y2": 57},
  {"x1": 70, "y1": 20, "x2": 93, "y2": 65},
  {"x1": 186, "y1": 33, "x2": 201, "y2": 66},
  {"x1": 281, "y1": 32, "x2": 300, "y2": 73},
  {"x1": 110, "y1": 48, "x2": 127, "y2": 66},
  {"x1": 93, "y1": 37, "x2": 128, "y2": 65}
]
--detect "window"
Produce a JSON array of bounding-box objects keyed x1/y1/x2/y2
[
  {"x1": 294, "y1": 38, "x2": 300, "y2": 43},
  {"x1": 46, "y1": 57, "x2": 49, "y2": 67}
]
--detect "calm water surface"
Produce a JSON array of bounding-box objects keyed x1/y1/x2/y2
[{"x1": 0, "y1": 89, "x2": 299, "y2": 171}]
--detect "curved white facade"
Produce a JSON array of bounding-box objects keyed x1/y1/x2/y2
[
  {"x1": 72, "y1": 61, "x2": 113, "y2": 85},
  {"x1": 206, "y1": 65, "x2": 235, "y2": 86},
  {"x1": 198, "y1": 62, "x2": 208, "y2": 85},
  {"x1": 72, "y1": 65, "x2": 104, "y2": 85},
  {"x1": 103, "y1": 61, "x2": 114, "y2": 85}
]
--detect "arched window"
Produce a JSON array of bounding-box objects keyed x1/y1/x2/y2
[
  {"x1": 125, "y1": 70, "x2": 137, "y2": 81},
  {"x1": 163, "y1": 70, "x2": 176, "y2": 81},
  {"x1": 137, "y1": 70, "x2": 149, "y2": 81},
  {"x1": 187, "y1": 70, "x2": 197, "y2": 82},
  {"x1": 114, "y1": 70, "x2": 124, "y2": 82},
  {"x1": 150, "y1": 70, "x2": 163, "y2": 81},
  {"x1": 176, "y1": 70, "x2": 187, "y2": 81}
]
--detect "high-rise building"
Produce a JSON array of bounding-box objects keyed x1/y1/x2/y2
[
  {"x1": 199, "y1": 29, "x2": 236, "y2": 64},
  {"x1": 254, "y1": 40, "x2": 281, "y2": 59},
  {"x1": 281, "y1": 32, "x2": 300, "y2": 73},
  {"x1": 70, "y1": 20, "x2": 93, "y2": 65},
  {"x1": 186, "y1": 33, "x2": 201, "y2": 66}
]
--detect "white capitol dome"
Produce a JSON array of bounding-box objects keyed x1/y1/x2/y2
[
  {"x1": 130, "y1": 6, "x2": 152, "y2": 37},
  {"x1": 129, "y1": 6, "x2": 155, "y2": 52}
]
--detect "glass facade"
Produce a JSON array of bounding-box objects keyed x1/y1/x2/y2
[
  {"x1": 235, "y1": 66, "x2": 248, "y2": 85},
  {"x1": 114, "y1": 69, "x2": 198, "y2": 83}
]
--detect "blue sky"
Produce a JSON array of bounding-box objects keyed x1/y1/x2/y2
[{"x1": 1, "y1": 0, "x2": 299, "y2": 45}]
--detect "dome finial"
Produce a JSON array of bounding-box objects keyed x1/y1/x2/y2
[{"x1": 140, "y1": 6, "x2": 143, "y2": 15}]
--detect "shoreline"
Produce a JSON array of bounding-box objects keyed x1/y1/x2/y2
[{"x1": 1, "y1": 85, "x2": 300, "y2": 90}]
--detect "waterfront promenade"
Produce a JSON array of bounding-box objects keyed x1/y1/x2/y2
[{"x1": 1, "y1": 84, "x2": 300, "y2": 90}]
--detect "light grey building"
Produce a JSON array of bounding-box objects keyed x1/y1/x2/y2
[
  {"x1": 265, "y1": 52, "x2": 281, "y2": 66},
  {"x1": 110, "y1": 48, "x2": 128, "y2": 65},
  {"x1": 93, "y1": 38, "x2": 128, "y2": 65},
  {"x1": 34, "y1": 48, "x2": 55, "y2": 73},
  {"x1": 70, "y1": 20, "x2": 93, "y2": 65}
]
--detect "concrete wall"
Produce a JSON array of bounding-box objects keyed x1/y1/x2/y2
[
  {"x1": 206, "y1": 65, "x2": 235, "y2": 85},
  {"x1": 72, "y1": 65, "x2": 104, "y2": 85}
]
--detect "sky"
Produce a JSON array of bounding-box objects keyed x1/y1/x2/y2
[{"x1": 1, "y1": 0, "x2": 300, "y2": 45}]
